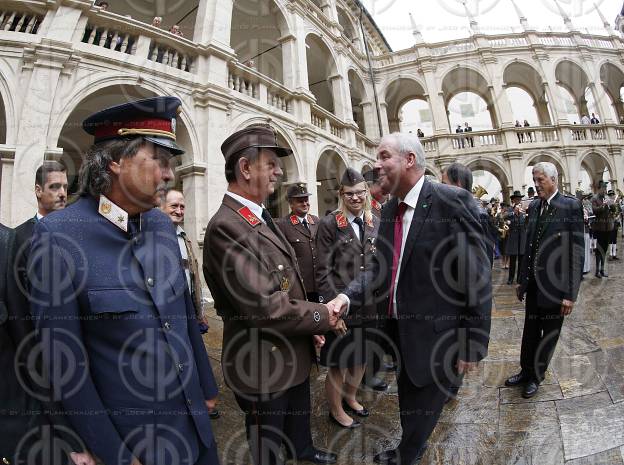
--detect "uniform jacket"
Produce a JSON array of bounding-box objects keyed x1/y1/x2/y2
[
  {"x1": 518, "y1": 193, "x2": 584, "y2": 307},
  {"x1": 371, "y1": 199, "x2": 383, "y2": 218},
  {"x1": 180, "y1": 230, "x2": 205, "y2": 318},
  {"x1": 503, "y1": 210, "x2": 527, "y2": 256},
  {"x1": 28, "y1": 196, "x2": 218, "y2": 465},
  {"x1": 315, "y1": 211, "x2": 379, "y2": 326},
  {"x1": 375, "y1": 181, "x2": 492, "y2": 387},
  {"x1": 203, "y1": 195, "x2": 332, "y2": 396},
  {"x1": 591, "y1": 194, "x2": 615, "y2": 232},
  {"x1": 13, "y1": 216, "x2": 36, "y2": 289},
  {"x1": 276, "y1": 213, "x2": 320, "y2": 295}
]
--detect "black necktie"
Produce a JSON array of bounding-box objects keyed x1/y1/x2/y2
[
  {"x1": 262, "y1": 208, "x2": 280, "y2": 237},
  {"x1": 353, "y1": 217, "x2": 364, "y2": 242},
  {"x1": 302, "y1": 218, "x2": 310, "y2": 231}
]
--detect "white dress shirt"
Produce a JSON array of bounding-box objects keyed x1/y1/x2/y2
[
  {"x1": 391, "y1": 175, "x2": 426, "y2": 318},
  {"x1": 176, "y1": 225, "x2": 192, "y2": 289},
  {"x1": 541, "y1": 190, "x2": 559, "y2": 214},
  {"x1": 226, "y1": 191, "x2": 266, "y2": 223},
  {"x1": 345, "y1": 211, "x2": 365, "y2": 240}
]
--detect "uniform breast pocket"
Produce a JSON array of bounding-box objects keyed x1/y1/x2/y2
[{"x1": 86, "y1": 288, "x2": 152, "y2": 319}]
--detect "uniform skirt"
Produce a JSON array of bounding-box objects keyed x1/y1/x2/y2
[{"x1": 320, "y1": 326, "x2": 368, "y2": 368}]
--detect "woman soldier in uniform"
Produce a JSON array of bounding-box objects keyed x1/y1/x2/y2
[{"x1": 316, "y1": 168, "x2": 380, "y2": 429}]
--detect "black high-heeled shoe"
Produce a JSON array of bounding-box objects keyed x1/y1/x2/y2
[
  {"x1": 342, "y1": 400, "x2": 370, "y2": 417},
  {"x1": 328, "y1": 412, "x2": 361, "y2": 429}
]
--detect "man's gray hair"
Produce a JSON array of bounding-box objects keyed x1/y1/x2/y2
[
  {"x1": 78, "y1": 138, "x2": 145, "y2": 197},
  {"x1": 382, "y1": 132, "x2": 426, "y2": 170},
  {"x1": 532, "y1": 161, "x2": 558, "y2": 181}
]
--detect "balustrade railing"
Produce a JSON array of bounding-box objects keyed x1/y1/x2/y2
[
  {"x1": 82, "y1": 23, "x2": 136, "y2": 54},
  {"x1": 228, "y1": 65, "x2": 259, "y2": 99},
  {"x1": 311, "y1": 104, "x2": 345, "y2": 140},
  {"x1": 0, "y1": 9, "x2": 43, "y2": 34},
  {"x1": 228, "y1": 62, "x2": 294, "y2": 114},
  {"x1": 451, "y1": 130, "x2": 501, "y2": 150},
  {"x1": 147, "y1": 40, "x2": 194, "y2": 72}
]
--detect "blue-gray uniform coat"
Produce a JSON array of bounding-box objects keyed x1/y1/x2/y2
[
  {"x1": 28, "y1": 195, "x2": 218, "y2": 465},
  {"x1": 503, "y1": 210, "x2": 527, "y2": 256}
]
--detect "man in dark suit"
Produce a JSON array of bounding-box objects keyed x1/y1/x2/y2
[
  {"x1": 371, "y1": 133, "x2": 492, "y2": 465},
  {"x1": 28, "y1": 97, "x2": 219, "y2": 465},
  {"x1": 276, "y1": 182, "x2": 321, "y2": 303},
  {"x1": 591, "y1": 181, "x2": 614, "y2": 278},
  {"x1": 505, "y1": 191, "x2": 527, "y2": 285},
  {"x1": 203, "y1": 125, "x2": 342, "y2": 465},
  {"x1": 14, "y1": 160, "x2": 68, "y2": 288},
  {"x1": 505, "y1": 162, "x2": 584, "y2": 398},
  {"x1": 364, "y1": 169, "x2": 387, "y2": 219}
]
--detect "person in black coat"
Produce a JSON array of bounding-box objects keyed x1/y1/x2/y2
[
  {"x1": 504, "y1": 191, "x2": 528, "y2": 285},
  {"x1": 366, "y1": 133, "x2": 491, "y2": 465},
  {"x1": 505, "y1": 162, "x2": 584, "y2": 399}
]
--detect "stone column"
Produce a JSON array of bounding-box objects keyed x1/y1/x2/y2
[
  {"x1": 278, "y1": 34, "x2": 298, "y2": 89},
  {"x1": 561, "y1": 148, "x2": 578, "y2": 193},
  {"x1": 360, "y1": 101, "x2": 377, "y2": 137},
  {"x1": 379, "y1": 102, "x2": 390, "y2": 135},
  {"x1": 329, "y1": 74, "x2": 347, "y2": 121},
  {"x1": 178, "y1": 163, "x2": 208, "y2": 247},
  {"x1": 422, "y1": 67, "x2": 449, "y2": 135},
  {"x1": 0, "y1": 149, "x2": 14, "y2": 225},
  {"x1": 504, "y1": 151, "x2": 525, "y2": 192},
  {"x1": 295, "y1": 127, "x2": 320, "y2": 216},
  {"x1": 193, "y1": 0, "x2": 233, "y2": 46}
]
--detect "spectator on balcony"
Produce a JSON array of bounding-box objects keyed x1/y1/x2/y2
[
  {"x1": 590, "y1": 113, "x2": 603, "y2": 139},
  {"x1": 152, "y1": 16, "x2": 162, "y2": 28},
  {"x1": 590, "y1": 113, "x2": 600, "y2": 125},
  {"x1": 523, "y1": 119, "x2": 533, "y2": 142},
  {"x1": 464, "y1": 122, "x2": 474, "y2": 147},
  {"x1": 581, "y1": 114, "x2": 591, "y2": 125},
  {"x1": 455, "y1": 124, "x2": 465, "y2": 148},
  {"x1": 170, "y1": 24, "x2": 184, "y2": 37},
  {"x1": 416, "y1": 128, "x2": 424, "y2": 138},
  {"x1": 96, "y1": 1, "x2": 109, "y2": 10},
  {"x1": 515, "y1": 120, "x2": 524, "y2": 143},
  {"x1": 619, "y1": 115, "x2": 624, "y2": 125}
]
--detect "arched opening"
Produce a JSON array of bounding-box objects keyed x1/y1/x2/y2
[
  {"x1": 316, "y1": 150, "x2": 346, "y2": 215},
  {"x1": 600, "y1": 62, "x2": 624, "y2": 122},
  {"x1": 579, "y1": 153, "x2": 612, "y2": 193},
  {"x1": 447, "y1": 92, "x2": 494, "y2": 131},
  {"x1": 466, "y1": 160, "x2": 510, "y2": 201},
  {"x1": 399, "y1": 99, "x2": 432, "y2": 137},
  {"x1": 555, "y1": 60, "x2": 596, "y2": 123},
  {"x1": 55, "y1": 85, "x2": 193, "y2": 198},
  {"x1": 337, "y1": 7, "x2": 359, "y2": 49},
  {"x1": 524, "y1": 155, "x2": 567, "y2": 193},
  {"x1": 503, "y1": 62, "x2": 552, "y2": 125},
  {"x1": 442, "y1": 67, "x2": 497, "y2": 130},
  {"x1": 556, "y1": 85, "x2": 580, "y2": 123},
  {"x1": 305, "y1": 34, "x2": 338, "y2": 114},
  {"x1": 348, "y1": 70, "x2": 367, "y2": 135},
  {"x1": 384, "y1": 78, "x2": 428, "y2": 133},
  {"x1": 102, "y1": 0, "x2": 199, "y2": 38},
  {"x1": 230, "y1": 0, "x2": 287, "y2": 83},
  {"x1": 262, "y1": 131, "x2": 298, "y2": 218}
]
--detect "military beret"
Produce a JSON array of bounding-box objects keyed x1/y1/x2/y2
[
  {"x1": 287, "y1": 182, "x2": 311, "y2": 198},
  {"x1": 341, "y1": 168, "x2": 365, "y2": 187},
  {"x1": 221, "y1": 124, "x2": 292, "y2": 162},
  {"x1": 82, "y1": 96, "x2": 184, "y2": 155},
  {"x1": 363, "y1": 169, "x2": 380, "y2": 184}
]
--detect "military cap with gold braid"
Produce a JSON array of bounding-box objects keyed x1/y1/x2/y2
[
  {"x1": 287, "y1": 182, "x2": 311, "y2": 198},
  {"x1": 82, "y1": 96, "x2": 185, "y2": 155}
]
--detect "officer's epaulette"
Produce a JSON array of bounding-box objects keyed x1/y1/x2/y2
[
  {"x1": 371, "y1": 199, "x2": 382, "y2": 211},
  {"x1": 237, "y1": 206, "x2": 261, "y2": 227},
  {"x1": 335, "y1": 212, "x2": 348, "y2": 229},
  {"x1": 290, "y1": 214, "x2": 299, "y2": 225}
]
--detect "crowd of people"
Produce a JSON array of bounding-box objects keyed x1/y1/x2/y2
[{"x1": 0, "y1": 95, "x2": 593, "y2": 465}]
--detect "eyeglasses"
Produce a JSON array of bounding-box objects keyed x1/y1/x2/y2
[{"x1": 342, "y1": 190, "x2": 367, "y2": 199}]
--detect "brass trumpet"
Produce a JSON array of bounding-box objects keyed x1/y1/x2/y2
[{"x1": 472, "y1": 185, "x2": 489, "y2": 199}]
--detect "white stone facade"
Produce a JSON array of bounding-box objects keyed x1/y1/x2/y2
[{"x1": 0, "y1": 0, "x2": 624, "y2": 252}]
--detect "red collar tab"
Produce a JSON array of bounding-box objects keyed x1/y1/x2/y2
[
  {"x1": 335, "y1": 213, "x2": 348, "y2": 229},
  {"x1": 290, "y1": 214, "x2": 299, "y2": 225},
  {"x1": 93, "y1": 117, "x2": 175, "y2": 142},
  {"x1": 371, "y1": 199, "x2": 381, "y2": 211},
  {"x1": 365, "y1": 216, "x2": 373, "y2": 228},
  {"x1": 237, "y1": 206, "x2": 261, "y2": 227}
]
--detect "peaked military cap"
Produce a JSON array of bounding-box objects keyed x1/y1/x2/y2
[
  {"x1": 221, "y1": 124, "x2": 293, "y2": 162},
  {"x1": 341, "y1": 168, "x2": 365, "y2": 187},
  {"x1": 82, "y1": 96, "x2": 184, "y2": 155},
  {"x1": 510, "y1": 190, "x2": 523, "y2": 199},
  {"x1": 363, "y1": 169, "x2": 380, "y2": 184},
  {"x1": 287, "y1": 182, "x2": 311, "y2": 198}
]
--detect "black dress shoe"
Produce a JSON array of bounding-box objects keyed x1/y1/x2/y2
[
  {"x1": 601, "y1": 270, "x2": 609, "y2": 277},
  {"x1": 343, "y1": 400, "x2": 370, "y2": 417},
  {"x1": 613, "y1": 256, "x2": 619, "y2": 260},
  {"x1": 363, "y1": 376, "x2": 388, "y2": 391},
  {"x1": 504, "y1": 372, "x2": 527, "y2": 387},
  {"x1": 595, "y1": 272, "x2": 602, "y2": 279},
  {"x1": 296, "y1": 448, "x2": 337, "y2": 464},
  {"x1": 522, "y1": 381, "x2": 539, "y2": 398},
  {"x1": 328, "y1": 413, "x2": 361, "y2": 429},
  {"x1": 373, "y1": 449, "x2": 397, "y2": 464}
]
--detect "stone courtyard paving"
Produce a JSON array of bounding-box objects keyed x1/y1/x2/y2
[{"x1": 204, "y1": 243, "x2": 624, "y2": 464}]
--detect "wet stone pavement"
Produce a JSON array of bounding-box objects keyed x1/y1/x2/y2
[{"x1": 203, "y1": 242, "x2": 624, "y2": 465}]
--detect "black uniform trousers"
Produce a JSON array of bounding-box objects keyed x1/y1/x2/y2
[
  {"x1": 234, "y1": 379, "x2": 314, "y2": 465},
  {"x1": 519, "y1": 281, "x2": 564, "y2": 383},
  {"x1": 594, "y1": 230, "x2": 611, "y2": 271},
  {"x1": 386, "y1": 319, "x2": 450, "y2": 465}
]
